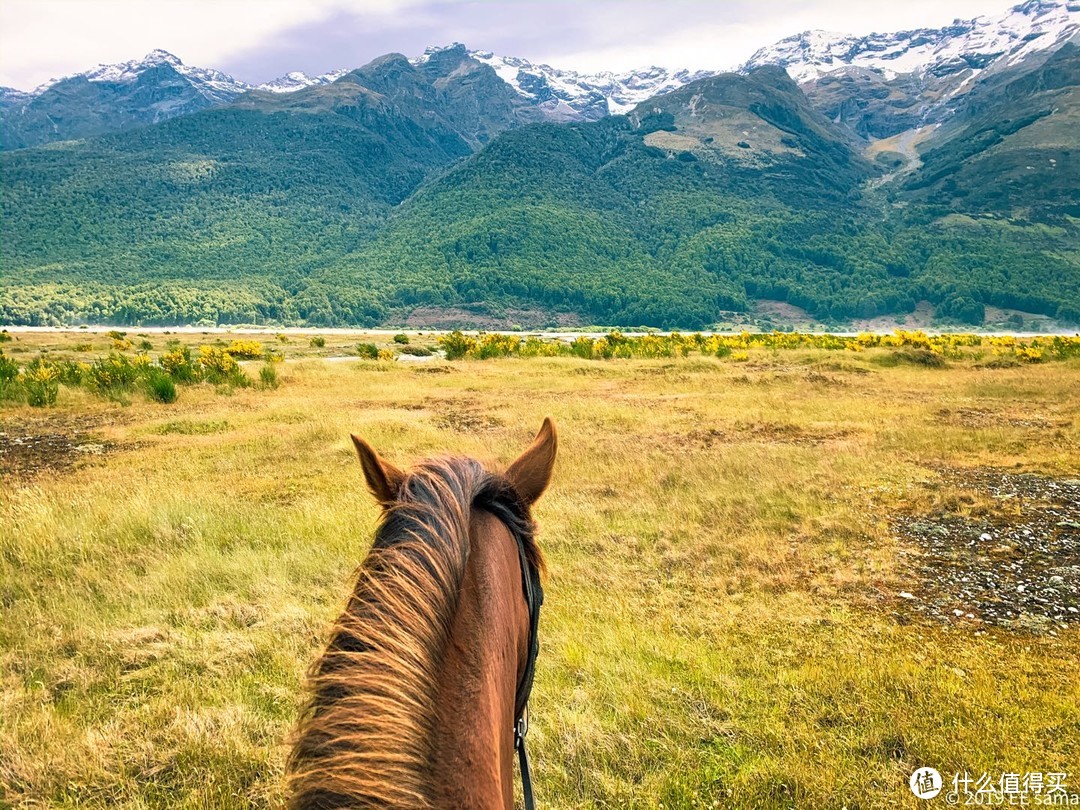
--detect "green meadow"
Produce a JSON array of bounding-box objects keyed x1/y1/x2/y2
[{"x1": 2, "y1": 330, "x2": 1078, "y2": 808}]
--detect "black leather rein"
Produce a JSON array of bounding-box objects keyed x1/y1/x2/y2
[{"x1": 513, "y1": 530, "x2": 544, "y2": 810}]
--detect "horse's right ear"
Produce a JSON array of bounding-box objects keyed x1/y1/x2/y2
[
  {"x1": 506, "y1": 417, "x2": 557, "y2": 505},
  {"x1": 351, "y1": 435, "x2": 405, "y2": 506}
]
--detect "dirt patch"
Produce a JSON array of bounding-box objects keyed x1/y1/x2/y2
[
  {"x1": 152, "y1": 419, "x2": 232, "y2": 435},
  {"x1": 429, "y1": 400, "x2": 504, "y2": 434},
  {"x1": 812, "y1": 361, "x2": 873, "y2": 376},
  {"x1": 934, "y1": 407, "x2": 1065, "y2": 430},
  {"x1": 0, "y1": 412, "x2": 126, "y2": 480},
  {"x1": 893, "y1": 468, "x2": 1080, "y2": 633},
  {"x1": 679, "y1": 421, "x2": 855, "y2": 449}
]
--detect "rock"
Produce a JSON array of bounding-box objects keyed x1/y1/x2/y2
[
  {"x1": 899, "y1": 591, "x2": 917, "y2": 600},
  {"x1": 980, "y1": 532, "x2": 993, "y2": 541}
]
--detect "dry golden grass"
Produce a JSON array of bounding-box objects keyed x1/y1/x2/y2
[{"x1": 2, "y1": 335, "x2": 1079, "y2": 808}]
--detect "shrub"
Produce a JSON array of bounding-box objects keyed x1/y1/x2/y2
[
  {"x1": 398, "y1": 345, "x2": 433, "y2": 356},
  {"x1": 160, "y1": 347, "x2": 199, "y2": 383},
  {"x1": 0, "y1": 330, "x2": 11, "y2": 343},
  {"x1": 440, "y1": 331, "x2": 476, "y2": 360},
  {"x1": 570, "y1": 337, "x2": 595, "y2": 359},
  {"x1": 198, "y1": 346, "x2": 238, "y2": 377},
  {"x1": 74, "y1": 343, "x2": 93, "y2": 352},
  {"x1": 259, "y1": 363, "x2": 279, "y2": 389},
  {"x1": 393, "y1": 333, "x2": 410, "y2": 344},
  {"x1": 310, "y1": 336, "x2": 326, "y2": 348},
  {"x1": 225, "y1": 339, "x2": 265, "y2": 360},
  {"x1": 145, "y1": 370, "x2": 178, "y2": 403},
  {"x1": 891, "y1": 349, "x2": 947, "y2": 368},
  {"x1": 24, "y1": 362, "x2": 60, "y2": 407},
  {"x1": 57, "y1": 360, "x2": 88, "y2": 386},
  {"x1": 198, "y1": 346, "x2": 247, "y2": 386},
  {"x1": 356, "y1": 343, "x2": 379, "y2": 359},
  {"x1": 139, "y1": 340, "x2": 154, "y2": 351},
  {"x1": 0, "y1": 351, "x2": 22, "y2": 401},
  {"x1": 107, "y1": 330, "x2": 126, "y2": 340},
  {"x1": 89, "y1": 353, "x2": 143, "y2": 400}
]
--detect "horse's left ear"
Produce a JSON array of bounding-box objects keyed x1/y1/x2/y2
[
  {"x1": 506, "y1": 417, "x2": 557, "y2": 505},
  {"x1": 351, "y1": 435, "x2": 405, "y2": 507}
]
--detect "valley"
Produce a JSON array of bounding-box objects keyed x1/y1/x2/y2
[{"x1": 1, "y1": 1, "x2": 1078, "y2": 331}]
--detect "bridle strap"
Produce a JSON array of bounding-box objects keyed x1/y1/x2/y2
[
  {"x1": 515, "y1": 709, "x2": 536, "y2": 810},
  {"x1": 513, "y1": 526, "x2": 543, "y2": 809}
]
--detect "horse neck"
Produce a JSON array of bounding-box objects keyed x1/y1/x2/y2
[{"x1": 430, "y1": 509, "x2": 529, "y2": 808}]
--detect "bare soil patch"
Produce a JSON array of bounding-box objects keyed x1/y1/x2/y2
[
  {"x1": 427, "y1": 399, "x2": 504, "y2": 434},
  {"x1": 893, "y1": 468, "x2": 1080, "y2": 633},
  {"x1": 0, "y1": 412, "x2": 126, "y2": 480},
  {"x1": 678, "y1": 421, "x2": 856, "y2": 449},
  {"x1": 933, "y1": 407, "x2": 1065, "y2": 430}
]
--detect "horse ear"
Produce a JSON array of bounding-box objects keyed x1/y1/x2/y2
[
  {"x1": 351, "y1": 435, "x2": 405, "y2": 506},
  {"x1": 506, "y1": 417, "x2": 557, "y2": 505}
]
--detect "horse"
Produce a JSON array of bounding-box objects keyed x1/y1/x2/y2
[{"x1": 286, "y1": 418, "x2": 557, "y2": 809}]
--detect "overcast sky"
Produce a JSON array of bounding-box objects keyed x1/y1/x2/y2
[{"x1": 1, "y1": 0, "x2": 1017, "y2": 89}]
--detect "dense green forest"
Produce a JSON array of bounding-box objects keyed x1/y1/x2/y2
[
  {"x1": 2, "y1": 61, "x2": 1078, "y2": 328},
  {"x1": 314, "y1": 115, "x2": 1080, "y2": 328}
]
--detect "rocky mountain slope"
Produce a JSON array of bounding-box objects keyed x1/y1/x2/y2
[
  {"x1": 460, "y1": 47, "x2": 713, "y2": 120},
  {"x1": 0, "y1": 50, "x2": 252, "y2": 149},
  {"x1": 4, "y1": 1, "x2": 1075, "y2": 149},
  {"x1": 744, "y1": 0, "x2": 1079, "y2": 138}
]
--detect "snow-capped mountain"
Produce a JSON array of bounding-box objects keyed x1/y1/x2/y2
[
  {"x1": 741, "y1": 0, "x2": 1079, "y2": 82},
  {"x1": 419, "y1": 45, "x2": 713, "y2": 121},
  {"x1": 19, "y1": 50, "x2": 350, "y2": 100},
  {"x1": 3, "y1": 0, "x2": 1078, "y2": 150},
  {"x1": 1, "y1": 50, "x2": 260, "y2": 149},
  {"x1": 32, "y1": 49, "x2": 251, "y2": 103},
  {"x1": 256, "y1": 69, "x2": 350, "y2": 93},
  {"x1": 0, "y1": 51, "x2": 360, "y2": 149},
  {"x1": 738, "y1": 0, "x2": 1079, "y2": 139}
]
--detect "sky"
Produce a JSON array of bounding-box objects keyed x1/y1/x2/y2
[{"x1": 1, "y1": 0, "x2": 1019, "y2": 89}]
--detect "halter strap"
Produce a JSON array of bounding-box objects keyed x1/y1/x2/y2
[{"x1": 513, "y1": 528, "x2": 543, "y2": 809}]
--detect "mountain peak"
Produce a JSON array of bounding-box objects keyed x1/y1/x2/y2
[
  {"x1": 411, "y1": 42, "x2": 470, "y2": 66},
  {"x1": 742, "y1": 0, "x2": 1079, "y2": 81},
  {"x1": 464, "y1": 48, "x2": 714, "y2": 119},
  {"x1": 141, "y1": 49, "x2": 182, "y2": 66},
  {"x1": 257, "y1": 69, "x2": 348, "y2": 93}
]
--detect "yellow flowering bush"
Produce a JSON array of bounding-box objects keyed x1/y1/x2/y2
[
  {"x1": 436, "y1": 329, "x2": 1080, "y2": 363},
  {"x1": 23, "y1": 361, "x2": 60, "y2": 407},
  {"x1": 225, "y1": 339, "x2": 266, "y2": 360}
]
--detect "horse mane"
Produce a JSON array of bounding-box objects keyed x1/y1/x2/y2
[{"x1": 286, "y1": 455, "x2": 544, "y2": 809}]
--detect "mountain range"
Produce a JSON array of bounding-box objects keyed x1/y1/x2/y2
[{"x1": 1, "y1": 0, "x2": 1078, "y2": 329}]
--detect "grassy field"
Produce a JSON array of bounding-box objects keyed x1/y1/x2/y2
[{"x1": 2, "y1": 331, "x2": 1079, "y2": 808}]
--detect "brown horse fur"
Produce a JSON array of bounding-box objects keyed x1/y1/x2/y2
[{"x1": 287, "y1": 419, "x2": 556, "y2": 809}]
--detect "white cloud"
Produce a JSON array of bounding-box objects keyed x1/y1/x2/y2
[
  {"x1": 527, "y1": 0, "x2": 1019, "y2": 72},
  {"x1": 0, "y1": 0, "x2": 351, "y2": 88},
  {"x1": 0, "y1": 0, "x2": 1028, "y2": 89}
]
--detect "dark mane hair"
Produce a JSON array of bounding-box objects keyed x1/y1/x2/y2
[{"x1": 286, "y1": 455, "x2": 544, "y2": 809}]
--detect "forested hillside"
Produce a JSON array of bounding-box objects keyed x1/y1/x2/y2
[
  {"x1": 2, "y1": 56, "x2": 1078, "y2": 328},
  {"x1": 316, "y1": 98, "x2": 1080, "y2": 327}
]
